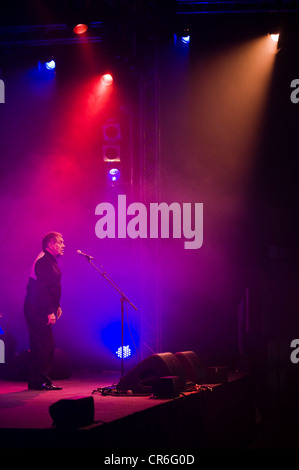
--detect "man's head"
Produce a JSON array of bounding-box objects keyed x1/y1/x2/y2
[{"x1": 42, "y1": 232, "x2": 65, "y2": 258}]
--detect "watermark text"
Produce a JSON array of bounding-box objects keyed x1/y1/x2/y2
[
  {"x1": 290, "y1": 339, "x2": 299, "y2": 363},
  {"x1": 95, "y1": 195, "x2": 203, "y2": 250},
  {"x1": 0, "y1": 339, "x2": 4, "y2": 364},
  {"x1": 0, "y1": 79, "x2": 4, "y2": 103},
  {"x1": 290, "y1": 79, "x2": 299, "y2": 104}
]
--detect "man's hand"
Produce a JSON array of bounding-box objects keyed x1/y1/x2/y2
[
  {"x1": 47, "y1": 313, "x2": 56, "y2": 325},
  {"x1": 56, "y1": 307, "x2": 62, "y2": 320}
]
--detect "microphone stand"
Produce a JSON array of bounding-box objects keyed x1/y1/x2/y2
[{"x1": 82, "y1": 255, "x2": 138, "y2": 378}]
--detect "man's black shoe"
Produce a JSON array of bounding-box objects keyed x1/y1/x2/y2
[{"x1": 42, "y1": 383, "x2": 63, "y2": 390}]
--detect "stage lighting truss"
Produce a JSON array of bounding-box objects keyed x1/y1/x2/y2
[
  {"x1": 0, "y1": 23, "x2": 103, "y2": 47},
  {"x1": 176, "y1": 1, "x2": 299, "y2": 15}
]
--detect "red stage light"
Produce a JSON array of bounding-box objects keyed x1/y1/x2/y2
[
  {"x1": 101, "y1": 74, "x2": 113, "y2": 86},
  {"x1": 73, "y1": 23, "x2": 88, "y2": 35}
]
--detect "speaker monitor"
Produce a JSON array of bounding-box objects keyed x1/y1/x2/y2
[
  {"x1": 175, "y1": 351, "x2": 206, "y2": 384},
  {"x1": 49, "y1": 396, "x2": 94, "y2": 429},
  {"x1": 152, "y1": 376, "x2": 182, "y2": 398},
  {"x1": 116, "y1": 352, "x2": 186, "y2": 394}
]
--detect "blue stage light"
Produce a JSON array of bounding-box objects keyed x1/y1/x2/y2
[
  {"x1": 45, "y1": 59, "x2": 56, "y2": 71},
  {"x1": 37, "y1": 59, "x2": 56, "y2": 78},
  {"x1": 101, "y1": 321, "x2": 139, "y2": 360},
  {"x1": 181, "y1": 35, "x2": 190, "y2": 44},
  {"x1": 108, "y1": 168, "x2": 121, "y2": 182},
  {"x1": 116, "y1": 345, "x2": 132, "y2": 359},
  {"x1": 174, "y1": 31, "x2": 190, "y2": 47}
]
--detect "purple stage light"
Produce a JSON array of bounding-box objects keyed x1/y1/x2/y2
[{"x1": 108, "y1": 168, "x2": 121, "y2": 182}]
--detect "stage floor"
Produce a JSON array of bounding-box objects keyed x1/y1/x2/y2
[
  {"x1": 0, "y1": 370, "x2": 171, "y2": 430},
  {"x1": 0, "y1": 370, "x2": 257, "y2": 450}
]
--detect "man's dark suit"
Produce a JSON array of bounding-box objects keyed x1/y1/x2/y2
[{"x1": 24, "y1": 249, "x2": 61, "y2": 389}]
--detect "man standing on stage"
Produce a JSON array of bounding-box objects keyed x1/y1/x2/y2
[{"x1": 24, "y1": 232, "x2": 65, "y2": 390}]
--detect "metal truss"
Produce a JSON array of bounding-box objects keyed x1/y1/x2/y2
[
  {"x1": 1, "y1": 1, "x2": 298, "y2": 48},
  {"x1": 176, "y1": 0, "x2": 299, "y2": 14},
  {"x1": 0, "y1": 22, "x2": 103, "y2": 47}
]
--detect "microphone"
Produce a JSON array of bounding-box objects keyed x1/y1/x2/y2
[{"x1": 76, "y1": 250, "x2": 95, "y2": 260}]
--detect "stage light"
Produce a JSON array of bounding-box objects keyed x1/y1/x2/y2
[
  {"x1": 116, "y1": 345, "x2": 132, "y2": 359},
  {"x1": 69, "y1": 0, "x2": 90, "y2": 35},
  {"x1": 45, "y1": 59, "x2": 56, "y2": 71},
  {"x1": 181, "y1": 35, "x2": 190, "y2": 44},
  {"x1": 37, "y1": 59, "x2": 56, "y2": 78},
  {"x1": 101, "y1": 321, "x2": 139, "y2": 362},
  {"x1": 73, "y1": 23, "x2": 88, "y2": 34},
  {"x1": 101, "y1": 74, "x2": 113, "y2": 86},
  {"x1": 267, "y1": 31, "x2": 280, "y2": 54},
  {"x1": 108, "y1": 168, "x2": 121, "y2": 182},
  {"x1": 174, "y1": 26, "x2": 191, "y2": 46},
  {"x1": 270, "y1": 33, "x2": 279, "y2": 43}
]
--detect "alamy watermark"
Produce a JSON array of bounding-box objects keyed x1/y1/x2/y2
[
  {"x1": 290, "y1": 79, "x2": 299, "y2": 104},
  {"x1": 290, "y1": 339, "x2": 299, "y2": 364},
  {"x1": 289, "y1": 81, "x2": 299, "y2": 360},
  {"x1": 95, "y1": 195, "x2": 203, "y2": 250},
  {"x1": 0, "y1": 79, "x2": 4, "y2": 103},
  {"x1": 0, "y1": 339, "x2": 4, "y2": 364}
]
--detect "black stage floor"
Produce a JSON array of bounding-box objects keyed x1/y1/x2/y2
[{"x1": 0, "y1": 370, "x2": 257, "y2": 450}]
